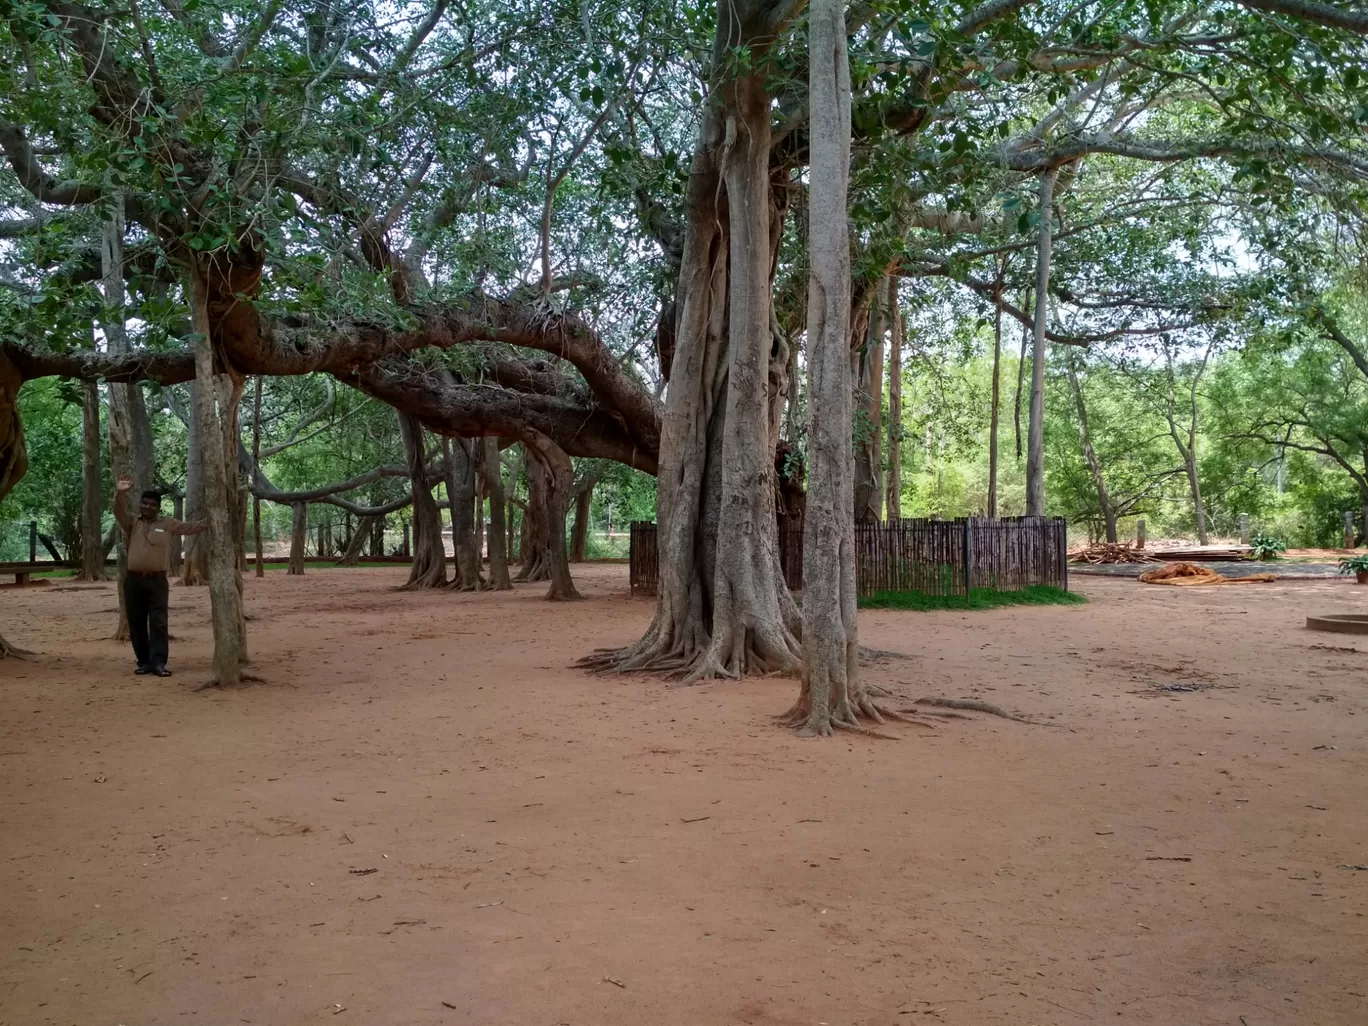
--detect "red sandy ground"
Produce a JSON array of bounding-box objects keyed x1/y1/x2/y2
[{"x1": 2, "y1": 566, "x2": 1367, "y2": 1026}]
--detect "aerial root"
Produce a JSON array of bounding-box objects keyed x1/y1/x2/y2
[{"x1": 909, "y1": 696, "x2": 1036, "y2": 723}]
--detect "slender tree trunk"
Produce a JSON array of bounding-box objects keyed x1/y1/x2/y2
[
  {"x1": 1187, "y1": 453, "x2": 1208, "y2": 545},
  {"x1": 481, "y1": 437, "x2": 513, "y2": 589},
  {"x1": 445, "y1": 436, "x2": 484, "y2": 591},
  {"x1": 399, "y1": 414, "x2": 446, "y2": 588},
  {"x1": 987, "y1": 272, "x2": 1003, "y2": 519},
  {"x1": 102, "y1": 200, "x2": 135, "y2": 637},
  {"x1": 854, "y1": 280, "x2": 886, "y2": 521},
  {"x1": 0, "y1": 351, "x2": 28, "y2": 656},
  {"x1": 474, "y1": 476, "x2": 485, "y2": 568},
  {"x1": 170, "y1": 495, "x2": 184, "y2": 575},
  {"x1": 1014, "y1": 288, "x2": 1030, "y2": 462},
  {"x1": 885, "y1": 283, "x2": 902, "y2": 520},
  {"x1": 785, "y1": 0, "x2": 888, "y2": 735},
  {"x1": 288, "y1": 502, "x2": 307, "y2": 574},
  {"x1": 516, "y1": 457, "x2": 551, "y2": 581},
  {"x1": 252, "y1": 375, "x2": 264, "y2": 577},
  {"x1": 1066, "y1": 359, "x2": 1117, "y2": 542},
  {"x1": 78, "y1": 380, "x2": 105, "y2": 580},
  {"x1": 337, "y1": 515, "x2": 375, "y2": 566},
  {"x1": 524, "y1": 432, "x2": 580, "y2": 600},
  {"x1": 570, "y1": 475, "x2": 597, "y2": 562},
  {"x1": 1025, "y1": 169, "x2": 1058, "y2": 516},
  {"x1": 190, "y1": 273, "x2": 247, "y2": 686},
  {"x1": 181, "y1": 379, "x2": 209, "y2": 585}
]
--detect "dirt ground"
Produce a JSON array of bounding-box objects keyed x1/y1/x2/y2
[{"x1": 2, "y1": 566, "x2": 1367, "y2": 1026}]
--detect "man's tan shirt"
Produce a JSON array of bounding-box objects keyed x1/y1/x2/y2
[{"x1": 115, "y1": 502, "x2": 200, "y2": 573}]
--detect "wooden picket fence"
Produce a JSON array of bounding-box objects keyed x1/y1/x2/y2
[{"x1": 630, "y1": 516, "x2": 1068, "y2": 598}]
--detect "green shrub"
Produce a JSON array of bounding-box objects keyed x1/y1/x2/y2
[
  {"x1": 1249, "y1": 534, "x2": 1287, "y2": 560},
  {"x1": 859, "y1": 585, "x2": 1087, "y2": 611}
]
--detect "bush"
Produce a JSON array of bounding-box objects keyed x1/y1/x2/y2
[{"x1": 1249, "y1": 534, "x2": 1287, "y2": 560}]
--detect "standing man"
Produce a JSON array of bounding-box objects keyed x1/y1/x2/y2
[{"x1": 113, "y1": 473, "x2": 208, "y2": 677}]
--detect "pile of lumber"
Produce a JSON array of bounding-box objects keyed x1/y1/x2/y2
[
  {"x1": 1070, "y1": 542, "x2": 1162, "y2": 564},
  {"x1": 1150, "y1": 544, "x2": 1251, "y2": 561},
  {"x1": 1139, "y1": 562, "x2": 1277, "y2": 586}
]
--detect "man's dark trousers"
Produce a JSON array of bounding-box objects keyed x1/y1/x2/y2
[{"x1": 124, "y1": 570, "x2": 169, "y2": 669}]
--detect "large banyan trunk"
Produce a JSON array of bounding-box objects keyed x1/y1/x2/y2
[
  {"x1": 523, "y1": 432, "x2": 580, "y2": 600},
  {"x1": 444, "y1": 436, "x2": 485, "y2": 591},
  {"x1": 481, "y1": 437, "x2": 513, "y2": 590},
  {"x1": 1, "y1": 350, "x2": 29, "y2": 658},
  {"x1": 585, "y1": 16, "x2": 797, "y2": 678},
  {"x1": 78, "y1": 380, "x2": 106, "y2": 581},
  {"x1": 783, "y1": 0, "x2": 864, "y2": 734},
  {"x1": 191, "y1": 272, "x2": 248, "y2": 686},
  {"x1": 400, "y1": 413, "x2": 446, "y2": 588},
  {"x1": 288, "y1": 502, "x2": 307, "y2": 574}
]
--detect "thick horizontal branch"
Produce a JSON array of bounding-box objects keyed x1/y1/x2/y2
[
  {"x1": 1001, "y1": 133, "x2": 1368, "y2": 177},
  {"x1": 0, "y1": 118, "x2": 102, "y2": 206},
  {"x1": 1235, "y1": 0, "x2": 1368, "y2": 34}
]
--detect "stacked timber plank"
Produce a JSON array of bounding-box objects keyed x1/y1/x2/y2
[
  {"x1": 1069, "y1": 542, "x2": 1162, "y2": 565},
  {"x1": 1150, "y1": 544, "x2": 1252, "y2": 562}
]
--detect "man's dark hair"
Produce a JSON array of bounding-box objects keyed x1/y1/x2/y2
[{"x1": 140, "y1": 489, "x2": 162, "y2": 502}]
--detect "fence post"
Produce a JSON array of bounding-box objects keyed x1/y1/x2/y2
[
  {"x1": 1136, "y1": 519, "x2": 1146, "y2": 550},
  {"x1": 962, "y1": 518, "x2": 972, "y2": 597},
  {"x1": 1239, "y1": 513, "x2": 1249, "y2": 545},
  {"x1": 29, "y1": 520, "x2": 37, "y2": 562}
]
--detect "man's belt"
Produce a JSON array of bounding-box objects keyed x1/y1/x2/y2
[{"x1": 126, "y1": 569, "x2": 167, "y2": 578}]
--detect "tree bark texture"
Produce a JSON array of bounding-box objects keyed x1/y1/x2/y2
[
  {"x1": 854, "y1": 278, "x2": 886, "y2": 521},
  {"x1": 288, "y1": 503, "x2": 308, "y2": 573},
  {"x1": 399, "y1": 413, "x2": 446, "y2": 588},
  {"x1": 444, "y1": 436, "x2": 484, "y2": 591},
  {"x1": 252, "y1": 374, "x2": 264, "y2": 577},
  {"x1": 1026, "y1": 169, "x2": 1058, "y2": 516},
  {"x1": 988, "y1": 273, "x2": 1003, "y2": 519},
  {"x1": 784, "y1": 0, "x2": 888, "y2": 736},
  {"x1": 523, "y1": 431, "x2": 580, "y2": 600},
  {"x1": 0, "y1": 351, "x2": 29, "y2": 657},
  {"x1": 78, "y1": 379, "x2": 106, "y2": 580},
  {"x1": 570, "y1": 473, "x2": 598, "y2": 562},
  {"x1": 885, "y1": 282, "x2": 903, "y2": 521},
  {"x1": 180, "y1": 379, "x2": 209, "y2": 585},
  {"x1": 515, "y1": 456, "x2": 550, "y2": 582},
  {"x1": 585, "y1": 2, "x2": 799, "y2": 678},
  {"x1": 337, "y1": 515, "x2": 375, "y2": 566},
  {"x1": 191, "y1": 272, "x2": 247, "y2": 685},
  {"x1": 1066, "y1": 359, "x2": 1117, "y2": 542},
  {"x1": 481, "y1": 436, "x2": 513, "y2": 589}
]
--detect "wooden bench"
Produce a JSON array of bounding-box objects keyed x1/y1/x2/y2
[{"x1": 0, "y1": 562, "x2": 65, "y2": 585}]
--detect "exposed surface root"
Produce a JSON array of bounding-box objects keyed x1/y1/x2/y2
[
  {"x1": 0, "y1": 633, "x2": 32, "y2": 659},
  {"x1": 911, "y1": 696, "x2": 1035, "y2": 723},
  {"x1": 778, "y1": 691, "x2": 938, "y2": 738},
  {"x1": 858, "y1": 645, "x2": 915, "y2": 664}
]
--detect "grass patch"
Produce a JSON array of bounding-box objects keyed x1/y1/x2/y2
[{"x1": 859, "y1": 584, "x2": 1086, "y2": 611}]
